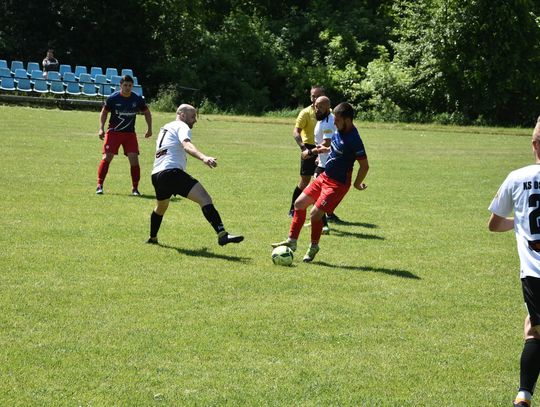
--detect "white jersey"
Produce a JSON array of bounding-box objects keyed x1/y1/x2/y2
[
  {"x1": 489, "y1": 164, "x2": 540, "y2": 278},
  {"x1": 152, "y1": 120, "x2": 192, "y2": 174},
  {"x1": 314, "y1": 113, "x2": 335, "y2": 168}
]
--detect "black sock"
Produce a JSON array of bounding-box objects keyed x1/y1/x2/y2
[
  {"x1": 150, "y1": 211, "x2": 163, "y2": 238},
  {"x1": 202, "y1": 204, "x2": 224, "y2": 234},
  {"x1": 290, "y1": 186, "x2": 303, "y2": 212},
  {"x1": 520, "y1": 338, "x2": 540, "y2": 394}
]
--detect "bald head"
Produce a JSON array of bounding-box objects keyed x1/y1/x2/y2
[
  {"x1": 315, "y1": 96, "x2": 331, "y2": 121},
  {"x1": 176, "y1": 104, "x2": 198, "y2": 129}
]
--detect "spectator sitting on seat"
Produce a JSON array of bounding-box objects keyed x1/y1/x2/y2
[{"x1": 42, "y1": 49, "x2": 59, "y2": 78}]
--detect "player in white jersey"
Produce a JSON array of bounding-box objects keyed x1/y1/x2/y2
[
  {"x1": 489, "y1": 118, "x2": 540, "y2": 407},
  {"x1": 147, "y1": 104, "x2": 243, "y2": 246}
]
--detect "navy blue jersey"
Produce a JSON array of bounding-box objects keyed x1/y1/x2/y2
[
  {"x1": 104, "y1": 91, "x2": 148, "y2": 133},
  {"x1": 324, "y1": 126, "x2": 367, "y2": 185}
]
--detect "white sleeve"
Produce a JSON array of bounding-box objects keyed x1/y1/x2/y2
[
  {"x1": 176, "y1": 124, "x2": 191, "y2": 143},
  {"x1": 488, "y1": 174, "x2": 514, "y2": 217}
]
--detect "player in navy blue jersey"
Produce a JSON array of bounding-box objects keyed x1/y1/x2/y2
[
  {"x1": 96, "y1": 75, "x2": 152, "y2": 195},
  {"x1": 272, "y1": 102, "x2": 369, "y2": 262}
]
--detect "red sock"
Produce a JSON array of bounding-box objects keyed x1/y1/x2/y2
[
  {"x1": 311, "y1": 218, "x2": 323, "y2": 245},
  {"x1": 97, "y1": 159, "x2": 109, "y2": 185},
  {"x1": 289, "y1": 209, "x2": 306, "y2": 240},
  {"x1": 130, "y1": 165, "x2": 140, "y2": 188}
]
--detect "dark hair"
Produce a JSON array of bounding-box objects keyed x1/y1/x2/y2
[
  {"x1": 120, "y1": 75, "x2": 134, "y2": 84},
  {"x1": 311, "y1": 85, "x2": 325, "y2": 94},
  {"x1": 333, "y1": 102, "x2": 355, "y2": 119}
]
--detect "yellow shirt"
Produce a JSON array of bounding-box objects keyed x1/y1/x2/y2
[{"x1": 295, "y1": 105, "x2": 317, "y2": 145}]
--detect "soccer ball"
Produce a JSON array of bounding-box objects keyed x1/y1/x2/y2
[{"x1": 271, "y1": 246, "x2": 294, "y2": 266}]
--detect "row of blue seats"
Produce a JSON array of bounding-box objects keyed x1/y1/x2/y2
[
  {"x1": 0, "y1": 59, "x2": 135, "y2": 82},
  {"x1": 0, "y1": 67, "x2": 139, "y2": 87},
  {"x1": 0, "y1": 76, "x2": 144, "y2": 97}
]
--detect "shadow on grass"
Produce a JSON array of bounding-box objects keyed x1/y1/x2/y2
[
  {"x1": 159, "y1": 244, "x2": 251, "y2": 263},
  {"x1": 316, "y1": 261, "x2": 420, "y2": 279},
  {"x1": 329, "y1": 229, "x2": 385, "y2": 240},
  {"x1": 329, "y1": 220, "x2": 378, "y2": 228}
]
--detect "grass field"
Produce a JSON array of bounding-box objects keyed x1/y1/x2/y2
[{"x1": 0, "y1": 105, "x2": 533, "y2": 406}]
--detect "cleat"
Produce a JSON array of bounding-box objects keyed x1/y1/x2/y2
[
  {"x1": 326, "y1": 213, "x2": 342, "y2": 223},
  {"x1": 218, "y1": 231, "x2": 244, "y2": 246},
  {"x1": 96, "y1": 185, "x2": 103, "y2": 195},
  {"x1": 146, "y1": 237, "x2": 158, "y2": 245},
  {"x1": 514, "y1": 400, "x2": 531, "y2": 407},
  {"x1": 302, "y1": 245, "x2": 320, "y2": 262},
  {"x1": 132, "y1": 188, "x2": 141, "y2": 196},
  {"x1": 271, "y1": 239, "x2": 297, "y2": 252},
  {"x1": 322, "y1": 225, "x2": 330, "y2": 235},
  {"x1": 288, "y1": 209, "x2": 294, "y2": 218}
]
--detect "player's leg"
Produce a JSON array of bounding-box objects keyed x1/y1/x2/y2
[
  {"x1": 515, "y1": 277, "x2": 540, "y2": 407},
  {"x1": 289, "y1": 151, "x2": 316, "y2": 215},
  {"x1": 96, "y1": 152, "x2": 115, "y2": 194},
  {"x1": 273, "y1": 179, "x2": 319, "y2": 252},
  {"x1": 186, "y1": 182, "x2": 243, "y2": 246},
  {"x1": 147, "y1": 199, "x2": 170, "y2": 244},
  {"x1": 125, "y1": 133, "x2": 141, "y2": 195}
]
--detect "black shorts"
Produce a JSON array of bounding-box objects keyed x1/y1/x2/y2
[
  {"x1": 300, "y1": 143, "x2": 317, "y2": 176},
  {"x1": 522, "y1": 276, "x2": 540, "y2": 326},
  {"x1": 314, "y1": 166, "x2": 325, "y2": 177},
  {"x1": 151, "y1": 168, "x2": 198, "y2": 201}
]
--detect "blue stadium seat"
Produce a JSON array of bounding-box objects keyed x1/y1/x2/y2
[
  {"x1": 121, "y1": 68, "x2": 134, "y2": 77},
  {"x1": 132, "y1": 85, "x2": 143, "y2": 96},
  {"x1": 78, "y1": 73, "x2": 92, "y2": 83},
  {"x1": 0, "y1": 60, "x2": 7, "y2": 70},
  {"x1": 47, "y1": 71, "x2": 61, "y2": 82},
  {"x1": 65, "y1": 80, "x2": 81, "y2": 95},
  {"x1": 33, "y1": 78, "x2": 49, "y2": 93},
  {"x1": 0, "y1": 67, "x2": 12, "y2": 78},
  {"x1": 62, "y1": 72, "x2": 76, "y2": 82},
  {"x1": 15, "y1": 77, "x2": 32, "y2": 92},
  {"x1": 10, "y1": 60, "x2": 24, "y2": 73},
  {"x1": 110, "y1": 75, "x2": 122, "y2": 85},
  {"x1": 59, "y1": 64, "x2": 72, "y2": 77},
  {"x1": 132, "y1": 76, "x2": 139, "y2": 85},
  {"x1": 81, "y1": 82, "x2": 98, "y2": 96},
  {"x1": 14, "y1": 68, "x2": 28, "y2": 79},
  {"x1": 98, "y1": 84, "x2": 115, "y2": 97},
  {"x1": 105, "y1": 67, "x2": 118, "y2": 81},
  {"x1": 94, "y1": 74, "x2": 108, "y2": 84},
  {"x1": 49, "y1": 80, "x2": 65, "y2": 95},
  {"x1": 27, "y1": 61, "x2": 40, "y2": 73},
  {"x1": 30, "y1": 70, "x2": 44, "y2": 79},
  {"x1": 90, "y1": 66, "x2": 103, "y2": 80},
  {"x1": 0, "y1": 77, "x2": 16, "y2": 91},
  {"x1": 74, "y1": 65, "x2": 87, "y2": 79}
]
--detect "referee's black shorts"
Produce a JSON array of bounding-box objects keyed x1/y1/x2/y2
[
  {"x1": 522, "y1": 276, "x2": 540, "y2": 326},
  {"x1": 151, "y1": 168, "x2": 198, "y2": 201},
  {"x1": 300, "y1": 143, "x2": 317, "y2": 176}
]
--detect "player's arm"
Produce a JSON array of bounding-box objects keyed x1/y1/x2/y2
[
  {"x1": 488, "y1": 213, "x2": 514, "y2": 232},
  {"x1": 293, "y1": 127, "x2": 307, "y2": 152},
  {"x1": 182, "y1": 139, "x2": 217, "y2": 168},
  {"x1": 98, "y1": 107, "x2": 109, "y2": 140},
  {"x1": 353, "y1": 157, "x2": 369, "y2": 191},
  {"x1": 143, "y1": 108, "x2": 152, "y2": 138}
]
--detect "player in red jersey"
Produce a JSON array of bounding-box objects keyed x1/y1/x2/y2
[
  {"x1": 272, "y1": 102, "x2": 369, "y2": 262},
  {"x1": 96, "y1": 75, "x2": 152, "y2": 195}
]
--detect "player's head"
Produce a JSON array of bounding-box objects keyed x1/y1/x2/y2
[
  {"x1": 310, "y1": 86, "x2": 325, "y2": 105},
  {"x1": 333, "y1": 102, "x2": 355, "y2": 133},
  {"x1": 177, "y1": 104, "x2": 197, "y2": 129},
  {"x1": 315, "y1": 96, "x2": 331, "y2": 121},
  {"x1": 119, "y1": 75, "x2": 134, "y2": 96},
  {"x1": 46, "y1": 49, "x2": 54, "y2": 57}
]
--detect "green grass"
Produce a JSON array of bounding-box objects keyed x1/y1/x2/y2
[{"x1": 0, "y1": 105, "x2": 532, "y2": 405}]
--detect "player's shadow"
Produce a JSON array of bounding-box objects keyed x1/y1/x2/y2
[
  {"x1": 329, "y1": 229, "x2": 385, "y2": 240},
  {"x1": 158, "y1": 244, "x2": 251, "y2": 263},
  {"x1": 330, "y1": 220, "x2": 378, "y2": 228},
  {"x1": 316, "y1": 261, "x2": 420, "y2": 279}
]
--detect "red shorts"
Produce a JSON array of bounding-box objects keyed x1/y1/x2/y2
[
  {"x1": 303, "y1": 173, "x2": 350, "y2": 213},
  {"x1": 103, "y1": 131, "x2": 139, "y2": 155}
]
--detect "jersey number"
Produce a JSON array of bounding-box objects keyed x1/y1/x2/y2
[
  {"x1": 157, "y1": 128, "x2": 168, "y2": 148},
  {"x1": 529, "y1": 194, "x2": 540, "y2": 234}
]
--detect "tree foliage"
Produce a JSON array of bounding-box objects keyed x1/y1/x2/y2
[{"x1": 1, "y1": 0, "x2": 539, "y2": 124}]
